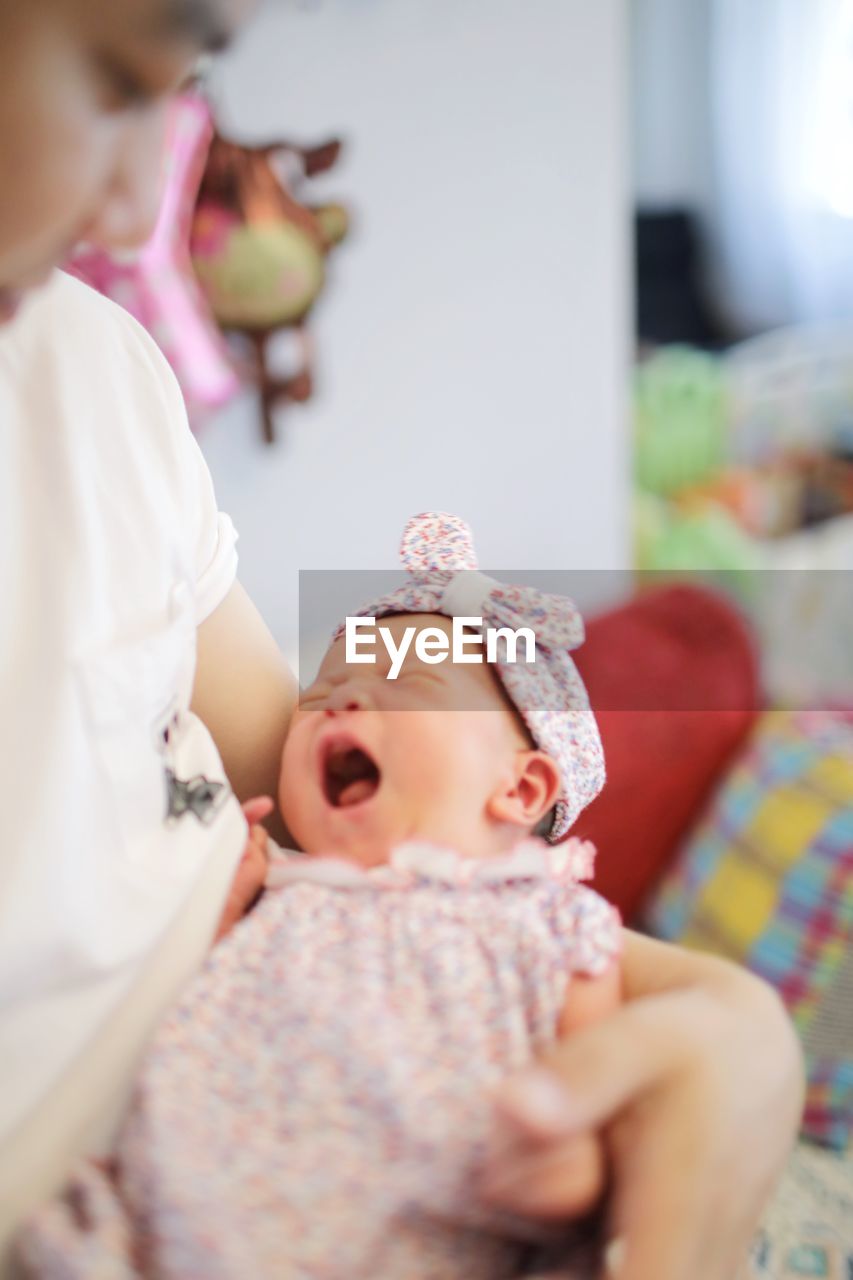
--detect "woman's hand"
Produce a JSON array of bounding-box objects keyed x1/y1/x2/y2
[
  {"x1": 483, "y1": 930, "x2": 805, "y2": 1280},
  {"x1": 214, "y1": 796, "x2": 275, "y2": 943}
]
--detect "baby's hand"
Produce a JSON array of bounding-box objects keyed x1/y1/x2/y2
[
  {"x1": 214, "y1": 796, "x2": 275, "y2": 943},
  {"x1": 14, "y1": 1160, "x2": 135, "y2": 1278}
]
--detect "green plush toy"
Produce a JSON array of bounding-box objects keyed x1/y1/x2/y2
[
  {"x1": 635, "y1": 347, "x2": 729, "y2": 497},
  {"x1": 634, "y1": 493, "x2": 761, "y2": 603}
]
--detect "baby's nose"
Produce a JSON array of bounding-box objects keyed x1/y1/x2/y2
[{"x1": 324, "y1": 681, "x2": 374, "y2": 714}]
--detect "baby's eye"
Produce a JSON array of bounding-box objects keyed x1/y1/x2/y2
[
  {"x1": 298, "y1": 688, "x2": 327, "y2": 709},
  {"x1": 396, "y1": 667, "x2": 442, "y2": 685}
]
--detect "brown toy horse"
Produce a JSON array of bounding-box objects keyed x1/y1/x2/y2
[{"x1": 191, "y1": 133, "x2": 349, "y2": 443}]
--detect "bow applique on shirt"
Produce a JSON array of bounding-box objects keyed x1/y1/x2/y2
[{"x1": 165, "y1": 767, "x2": 228, "y2": 826}]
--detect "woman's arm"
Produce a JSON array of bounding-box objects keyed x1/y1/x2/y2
[
  {"x1": 485, "y1": 929, "x2": 805, "y2": 1280},
  {"x1": 191, "y1": 580, "x2": 298, "y2": 844}
]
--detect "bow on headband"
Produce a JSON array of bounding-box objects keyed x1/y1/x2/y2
[{"x1": 399, "y1": 511, "x2": 586, "y2": 657}]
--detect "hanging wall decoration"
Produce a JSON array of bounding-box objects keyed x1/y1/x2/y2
[
  {"x1": 190, "y1": 131, "x2": 349, "y2": 443},
  {"x1": 66, "y1": 96, "x2": 240, "y2": 428}
]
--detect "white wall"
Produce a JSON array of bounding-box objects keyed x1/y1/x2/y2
[
  {"x1": 200, "y1": 0, "x2": 630, "y2": 660},
  {"x1": 630, "y1": 0, "x2": 712, "y2": 210}
]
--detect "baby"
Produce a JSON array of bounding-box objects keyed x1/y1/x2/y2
[{"x1": 17, "y1": 513, "x2": 622, "y2": 1280}]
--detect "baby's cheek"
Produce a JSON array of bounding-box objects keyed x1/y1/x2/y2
[
  {"x1": 400, "y1": 718, "x2": 456, "y2": 775},
  {"x1": 279, "y1": 737, "x2": 311, "y2": 830}
]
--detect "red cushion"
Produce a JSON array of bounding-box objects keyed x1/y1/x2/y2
[{"x1": 570, "y1": 585, "x2": 759, "y2": 921}]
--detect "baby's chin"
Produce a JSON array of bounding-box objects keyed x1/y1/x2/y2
[
  {"x1": 302, "y1": 832, "x2": 397, "y2": 869},
  {"x1": 299, "y1": 820, "x2": 494, "y2": 867},
  {"x1": 291, "y1": 806, "x2": 400, "y2": 867}
]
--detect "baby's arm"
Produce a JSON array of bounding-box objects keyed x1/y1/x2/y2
[
  {"x1": 14, "y1": 1162, "x2": 139, "y2": 1279},
  {"x1": 484, "y1": 903, "x2": 623, "y2": 1225},
  {"x1": 558, "y1": 959, "x2": 623, "y2": 1206},
  {"x1": 521, "y1": 961, "x2": 624, "y2": 1220},
  {"x1": 558, "y1": 962, "x2": 623, "y2": 1038}
]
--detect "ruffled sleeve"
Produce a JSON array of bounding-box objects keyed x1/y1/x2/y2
[{"x1": 549, "y1": 884, "x2": 622, "y2": 978}]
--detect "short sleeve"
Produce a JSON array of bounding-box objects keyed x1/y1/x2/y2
[
  {"x1": 183, "y1": 464, "x2": 239, "y2": 625},
  {"x1": 125, "y1": 310, "x2": 239, "y2": 625},
  {"x1": 551, "y1": 884, "x2": 622, "y2": 978}
]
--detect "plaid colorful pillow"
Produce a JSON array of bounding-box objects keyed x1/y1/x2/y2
[{"x1": 644, "y1": 710, "x2": 853, "y2": 1149}]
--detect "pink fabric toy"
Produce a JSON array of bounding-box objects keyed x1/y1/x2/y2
[
  {"x1": 66, "y1": 96, "x2": 238, "y2": 426},
  {"x1": 333, "y1": 512, "x2": 605, "y2": 839}
]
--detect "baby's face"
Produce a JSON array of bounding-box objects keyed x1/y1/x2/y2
[{"x1": 280, "y1": 614, "x2": 542, "y2": 866}]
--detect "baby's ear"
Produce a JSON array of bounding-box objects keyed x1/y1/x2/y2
[{"x1": 487, "y1": 751, "x2": 562, "y2": 833}]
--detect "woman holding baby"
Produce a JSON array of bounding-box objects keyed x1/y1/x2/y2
[{"x1": 0, "y1": 1, "x2": 802, "y2": 1276}]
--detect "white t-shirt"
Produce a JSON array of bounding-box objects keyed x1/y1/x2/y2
[{"x1": 0, "y1": 273, "x2": 247, "y2": 1251}]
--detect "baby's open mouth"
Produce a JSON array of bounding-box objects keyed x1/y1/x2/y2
[{"x1": 321, "y1": 737, "x2": 381, "y2": 809}]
